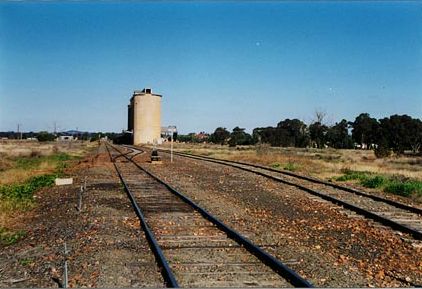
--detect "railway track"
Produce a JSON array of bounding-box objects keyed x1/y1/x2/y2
[
  {"x1": 154, "y1": 148, "x2": 422, "y2": 241},
  {"x1": 105, "y1": 144, "x2": 313, "y2": 288}
]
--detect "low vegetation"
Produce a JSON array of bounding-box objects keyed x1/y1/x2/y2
[
  {"x1": 0, "y1": 153, "x2": 75, "y2": 210},
  {"x1": 0, "y1": 142, "x2": 92, "y2": 246},
  {"x1": 1, "y1": 174, "x2": 57, "y2": 202},
  {"x1": 336, "y1": 169, "x2": 422, "y2": 198},
  {"x1": 270, "y1": 161, "x2": 299, "y2": 172},
  {"x1": 165, "y1": 142, "x2": 422, "y2": 201},
  {"x1": 0, "y1": 227, "x2": 27, "y2": 246}
]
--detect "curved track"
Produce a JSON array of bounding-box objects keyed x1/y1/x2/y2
[
  {"x1": 155, "y1": 148, "x2": 422, "y2": 240},
  {"x1": 106, "y1": 143, "x2": 313, "y2": 288}
]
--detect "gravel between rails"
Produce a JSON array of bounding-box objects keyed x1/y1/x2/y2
[
  {"x1": 139, "y1": 150, "x2": 422, "y2": 287},
  {"x1": 112, "y1": 146, "x2": 301, "y2": 287},
  {"x1": 169, "y1": 153, "x2": 422, "y2": 238}
]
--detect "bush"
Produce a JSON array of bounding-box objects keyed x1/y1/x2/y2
[
  {"x1": 284, "y1": 162, "x2": 298, "y2": 171},
  {"x1": 336, "y1": 169, "x2": 422, "y2": 198},
  {"x1": 374, "y1": 145, "x2": 391, "y2": 158},
  {"x1": 336, "y1": 169, "x2": 370, "y2": 181},
  {"x1": 384, "y1": 181, "x2": 422, "y2": 197},
  {"x1": 37, "y1": 131, "x2": 56, "y2": 142},
  {"x1": 361, "y1": 175, "x2": 388, "y2": 188}
]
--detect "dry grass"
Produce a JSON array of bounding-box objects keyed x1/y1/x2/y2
[
  {"x1": 161, "y1": 143, "x2": 422, "y2": 182},
  {"x1": 0, "y1": 141, "x2": 96, "y2": 227},
  {"x1": 0, "y1": 141, "x2": 96, "y2": 186}
]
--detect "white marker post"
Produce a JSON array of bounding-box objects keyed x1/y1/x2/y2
[
  {"x1": 171, "y1": 133, "x2": 173, "y2": 163},
  {"x1": 168, "y1": 126, "x2": 176, "y2": 163}
]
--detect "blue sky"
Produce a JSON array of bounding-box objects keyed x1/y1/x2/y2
[{"x1": 0, "y1": 1, "x2": 421, "y2": 134}]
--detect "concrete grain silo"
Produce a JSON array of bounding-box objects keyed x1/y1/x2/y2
[{"x1": 128, "y1": 88, "x2": 162, "y2": 145}]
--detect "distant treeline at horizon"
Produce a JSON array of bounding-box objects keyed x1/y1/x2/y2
[
  {"x1": 2, "y1": 113, "x2": 421, "y2": 157},
  {"x1": 176, "y1": 113, "x2": 422, "y2": 157},
  {"x1": 0, "y1": 130, "x2": 118, "y2": 142}
]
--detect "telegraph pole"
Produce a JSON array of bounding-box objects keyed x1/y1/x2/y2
[{"x1": 17, "y1": 123, "x2": 22, "y2": 140}]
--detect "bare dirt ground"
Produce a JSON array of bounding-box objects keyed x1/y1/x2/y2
[
  {"x1": 143, "y1": 150, "x2": 422, "y2": 287},
  {"x1": 0, "y1": 145, "x2": 163, "y2": 287}
]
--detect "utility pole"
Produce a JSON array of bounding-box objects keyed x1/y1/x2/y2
[{"x1": 17, "y1": 123, "x2": 22, "y2": 140}]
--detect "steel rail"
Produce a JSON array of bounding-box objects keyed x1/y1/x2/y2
[
  {"x1": 155, "y1": 149, "x2": 422, "y2": 240},
  {"x1": 105, "y1": 145, "x2": 179, "y2": 288},
  {"x1": 159, "y1": 149, "x2": 422, "y2": 216},
  {"x1": 109, "y1": 143, "x2": 313, "y2": 288}
]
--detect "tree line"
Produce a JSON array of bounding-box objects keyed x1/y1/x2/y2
[
  {"x1": 178, "y1": 113, "x2": 422, "y2": 157},
  {"x1": 0, "y1": 131, "x2": 116, "y2": 142}
]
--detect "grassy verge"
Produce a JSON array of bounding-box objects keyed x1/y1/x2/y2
[
  {"x1": 14, "y1": 153, "x2": 72, "y2": 170},
  {"x1": 270, "y1": 161, "x2": 299, "y2": 172},
  {"x1": 0, "y1": 174, "x2": 58, "y2": 206},
  {"x1": 0, "y1": 227, "x2": 27, "y2": 246},
  {"x1": 0, "y1": 152, "x2": 76, "y2": 246},
  {"x1": 335, "y1": 169, "x2": 422, "y2": 198}
]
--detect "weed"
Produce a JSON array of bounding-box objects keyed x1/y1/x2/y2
[
  {"x1": 361, "y1": 175, "x2": 388, "y2": 188},
  {"x1": 284, "y1": 162, "x2": 298, "y2": 172},
  {"x1": 270, "y1": 162, "x2": 282, "y2": 169},
  {"x1": 336, "y1": 169, "x2": 422, "y2": 198},
  {"x1": 0, "y1": 174, "x2": 57, "y2": 200},
  {"x1": 0, "y1": 227, "x2": 26, "y2": 246},
  {"x1": 19, "y1": 258, "x2": 33, "y2": 266},
  {"x1": 384, "y1": 181, "x2": 422, "y2": 197},
  {"x1": 336, "y1": 169, "x2": 371, "y2": 182},
  {"x1": 0, "y1": 198, "x2": 35, "y2": 211}
]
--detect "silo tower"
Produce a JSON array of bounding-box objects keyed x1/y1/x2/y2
[{"x1": 128, "y1": 88, "x2": 162, "y2": 145}]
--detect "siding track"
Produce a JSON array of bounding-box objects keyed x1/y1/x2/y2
[
  {"x1": 106, "y1": 144, "x2": 313, "y2": 288},
  {"x1": 155, "y1": 148, "x2": 422, "y2": 240}
]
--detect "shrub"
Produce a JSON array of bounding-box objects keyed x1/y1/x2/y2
[
  {"x1": 336, "y1": 169, "x2": 370, "y2": 181},
  {"x1": 374, "y1": 144, "x2": 391, "y2": 158},
  {"x1": 384, "y1": 181, "x2": 422, "y2": 197},
  {"x1": 37, "y1": 131, "x2": 55, "y2": 142},
  {"x1": 284, "y1": 162, "x2": 298, "y2": 171},
  {"x1": 361, "y1": 175, "x2": 388, "y2": 188}
]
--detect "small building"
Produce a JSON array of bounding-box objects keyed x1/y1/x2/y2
[
  {"x1": 128, "y1": 88, "x2": 162, "y2": 145},
  {"x1": 57, "y1": 135, "x2": 76, "y2": 141}
]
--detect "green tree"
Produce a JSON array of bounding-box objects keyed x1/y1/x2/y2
[
  {"x1": 209, "y1": 127, "x2": 230, "y2": 145},
  {"x1": 276, "y1": 119, "x2": 309, "y2": 147},
  {"x1": 326, "y1": 119, "x2": 353, "y2": 149},
  {"x1": 309, "y1": 122, "x2": 328, "y2": 148},
  {"x1": 379, "y1": 115, "x2": 422, "y2": 154},
  {"x1": 351, "y1": 113, "x2": 380, "y2": 149},
  {"x1": 37, "y1": 131, "x2": 56, "y2": 142},
  {"x1": 228, "y1": 127, "x2": 252, "y2": 147}
]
